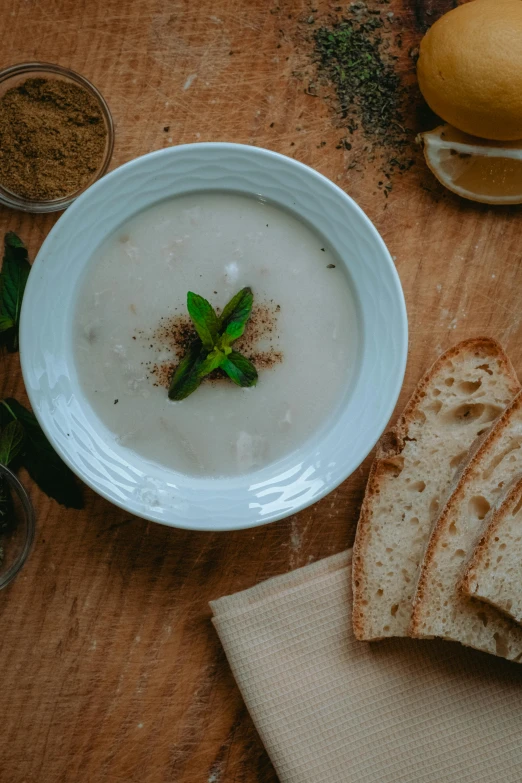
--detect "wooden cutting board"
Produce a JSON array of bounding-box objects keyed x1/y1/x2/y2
[{"x1": 1, "y1": 1, "x2": 520, "y2": 780}]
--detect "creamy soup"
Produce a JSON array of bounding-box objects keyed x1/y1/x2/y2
[{"x1": 74, "y1": 192, "x2": 358, "y2": 476}]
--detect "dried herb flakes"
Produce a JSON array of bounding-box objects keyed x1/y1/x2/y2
[{"x1": 310, "y1": 1, "x2": 415, "y2": 187}]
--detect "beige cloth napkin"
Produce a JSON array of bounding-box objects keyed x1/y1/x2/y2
[{"x1": 211, "y1": 550, "x2": 522, "y2": 783}]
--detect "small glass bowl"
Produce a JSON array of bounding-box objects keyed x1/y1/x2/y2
[
  {"x1": 0, "y1": 464, "x2": 35, "y2": 589},
  {"x1": 0, "y1": 62, "x2": 114, "y2": 213}
]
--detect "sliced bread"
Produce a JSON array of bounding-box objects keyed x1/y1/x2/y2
[
  {"x1": 352, "y1": 338, "x2": 520, "y2": 641},
  {"x1": 411, "y1": 392, "x2": 522, "y2": 661},
  {"x1": 461, "y1": 476, "x2": 522, "y2": 625}
]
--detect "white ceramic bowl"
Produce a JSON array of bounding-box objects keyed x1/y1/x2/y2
[{"x1": 20, "y1": 143, "x2": 407, "y2": 531}]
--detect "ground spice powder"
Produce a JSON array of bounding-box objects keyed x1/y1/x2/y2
[
  {"x1": 0, "y1": 77, "x2": 107, "y2": 201},
  {"x1": 143, "y1": 303, "x2": 283, "y2": 389}
]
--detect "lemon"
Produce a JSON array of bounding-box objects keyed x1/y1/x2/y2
[
  {"x1": 420, "y1": 124, "x2": 522, "y2": 204},
  {"x1": 417, "y1": 0, "x2": 522, "y2": 141}
]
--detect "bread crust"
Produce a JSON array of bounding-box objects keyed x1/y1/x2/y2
[
  {"x1": 353, "y1": 337, "x2": 520, "y2": 641},
  {"x1": 461, "y1": 476, "x2": 522, "y2": 601},
  {"x1": 410, "y1": 390, "x2": 522, "y2": 636}
]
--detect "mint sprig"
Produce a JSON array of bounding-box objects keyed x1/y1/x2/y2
[
  {"x1": 218, "y1": 286, "x2": 254, "y2": 343},
  {"x1": 167, "y1": 340, "x2": 207, "y2": 401},
  {"x1": 221, "y1": 351, "x2": 258, "y2": 387},
  {"x1": 0, "y1": 232, "x2": 31, "y2": 352},
  {"x1": 0, "y1": 232, "x2": 84, "y2": 529},
  {"x1": 168, "y1": 287, "x2": 258, "y2": 401},
  {"x1": 186, "y1": 292, "x2": 220, "y2": 350},
  {"x1": 0, "y1": 419, "x2": 24, "y2": 465},
  {"x1": 0, "y1": 399, "x2": 84, "y2": 509}
]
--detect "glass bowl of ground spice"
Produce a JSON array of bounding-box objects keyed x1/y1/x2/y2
[
  {"x1": 0, "y1": 463, "x2": 35, "y2": 590},
  {"x1": 0, "y1": 62, "x2": 114, "y2": 213}
]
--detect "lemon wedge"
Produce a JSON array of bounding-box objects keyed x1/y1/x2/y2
[{"x1": 420, "y1": 124, "x2": 522, "y2": 204}]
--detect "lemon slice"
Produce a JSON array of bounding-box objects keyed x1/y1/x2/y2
[{"x1": 420, "y1": 124, "x2": 522, "y2": 204}]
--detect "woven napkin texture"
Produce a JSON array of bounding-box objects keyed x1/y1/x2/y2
[{"x1": 211, "y1": 550, "x2": 522, "y2": 783}]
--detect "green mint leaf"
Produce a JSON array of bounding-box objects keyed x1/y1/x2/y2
[
  {"x1": 0, "y1": 399, "x2": 16, "y2": 431},
  {"x1": 197, "y1": 346, "x2": 227, "y2": 379},
  {"x1": 218, "y1": 287, "x2": 253, "y2": 344},
  {"x1": 169, "y1": 287, "x2": 258, "y2": 401},
  {"x1": 221, "y1": 351, "x2": 258, "y2": 388},
  {"x1": 0, "y1": 420, "x2": 25, "y2": 466},
  {"x1": 4, "y1": 232, "x2": 26, "y2": 250},
  {"x1": 186, "y1": 292, "x2": 219, "y2": 351},
  {"x1": 218, "y1": 287, "x2": 252, "y2": 329},
  {"x1": 0, "y1": 314, "x2": 14, "y2": 332},
  {"x1": 168, "y1": 340, "x2": 207, "y2": 401},
  {"x1": 0, "y1": 233, "x2": 31, "y2": 352},
  {"x1": 0, "y1": 399, "x2": 84, "y2": 508},
  {"x1": 0, "y1": 403, "x2": 12, "y2": 433}
]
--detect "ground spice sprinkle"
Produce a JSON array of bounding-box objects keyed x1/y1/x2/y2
[
  {"x1": 142, "y1": 302, "x2": 283, "y2": 389},
  {"x1": 0, "y1": 77, "x2": 107, "y2": 201}
]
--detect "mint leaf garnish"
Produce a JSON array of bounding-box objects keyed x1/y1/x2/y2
[
  {"x1": 0, "y1": 232, "x2": 84, "y2": 518},
  {"x1": 0, "y1": 416, "x2": 23, "y2": 540},
  {"x1": 186, "y1": 292, "x2": 219, "y2": 351},
  {"x1": 168, "y1": 287, "x2": 259, "y2": 400},
  {"x1": 0, "y1": 399, "x2": 83, "y2": 508},
  {"x1": 0, "y1": 315, "x2": 14, "y2": 332},
  {"x1": 168, "y1": 340, "x2": 207, "y2": 400},
  {"x1": 0, "y1": 420, "x2": 25, "y2": 466},
  {"x1": 197, "y1": 346, "x2": 228, "y2": 379},
  {"x1": 218, "y1": 286, "x2": 253, "y2": 343},
  {"x1": 0, "y1": 232, "x2": 31, "y2": 352},
  {"x1": 221, "y1": 351, "x2": 258, "y2": 387}
]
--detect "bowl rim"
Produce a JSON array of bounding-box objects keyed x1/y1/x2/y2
[
  {"x1": 0, "y1": 463, "x2": 35, "y2": 589},
  {"x1": 20, "y1": 142, "x2": 408, "y2": 531},
  {"x1": 0, "y1": 61, "x2": 114, "y2": 214}
]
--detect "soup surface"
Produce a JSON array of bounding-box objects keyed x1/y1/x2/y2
[{"x1": 74, "y1": 192, "x2": 358, "y2": 476}]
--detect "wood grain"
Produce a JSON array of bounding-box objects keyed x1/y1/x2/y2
[{"x1": 1, "y1": 0, "x2": 519, "y2": 781}]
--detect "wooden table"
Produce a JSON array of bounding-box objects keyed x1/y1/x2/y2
[{"x1": 1, "y1": 1, "x2": 520, "y2": 780}]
